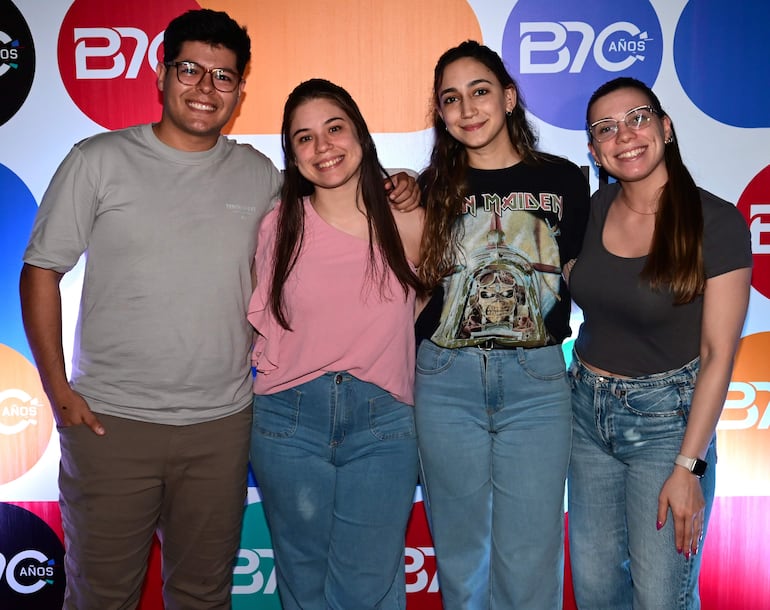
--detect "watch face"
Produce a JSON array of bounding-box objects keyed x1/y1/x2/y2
[{"x1": 692, "y1": 459, "x2": 708, "y2": 478}]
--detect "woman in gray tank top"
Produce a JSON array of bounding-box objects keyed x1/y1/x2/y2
[{"x1": 566, "y1": 77, "x2": 752, "y2": 609}]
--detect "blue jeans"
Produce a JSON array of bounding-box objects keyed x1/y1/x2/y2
[
  {"x1": 568, "y1": 354, "x2": 716, "y2": 610},
  {"x1": 415, "y1": 341, "x2": 571, "y2": 610},
  {"x1": 249, "y1": 373, "x2": 418, "y2": 610}
]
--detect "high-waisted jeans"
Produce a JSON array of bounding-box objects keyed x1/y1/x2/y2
[
  {"x1": 250, "y1": 373, "x2": 419, "y2": 610},
  {"x1": 415, "y1": 341, "x2": 571, "y2": 609},
  {"x1": 568, "y1": 354, "x2": 715, "y2": 610}
]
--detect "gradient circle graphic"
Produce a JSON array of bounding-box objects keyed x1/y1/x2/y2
[
  {"x1": 233, "y1": 501, "x2": 280, "y2": 609},
  {"x1": 0, "y1": 0, "x2": 35, "y2": 126},
  {"x1": 736, "y1": 164, "x2": 770, "y2": 300},
  {"x1": 0, "y1": 503, "x2": 65, "y2": 608},
  {"x1": 0, "y1": 345, "x2": 54, "y2": 485},
  {"x1": 502, "y1": 0, "x2": 662, "y2": 130},
  {"x1": 57, "y1": 0, "x2": 199, "y2": 130},
  {"x1": 0, "y1": 164, "x2": 37, "y2": 362},
  {"x1": 675, "y1": 1, "x2": 770, "y2": 128}
]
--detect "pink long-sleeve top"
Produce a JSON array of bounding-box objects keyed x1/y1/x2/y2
[{"x1": 248, "y1": 198, "x2": 417, "y2": 405}]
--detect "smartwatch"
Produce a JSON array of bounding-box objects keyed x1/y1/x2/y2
[{"x1": 675, "y1": 454, "x2": 708, "y2": 478}]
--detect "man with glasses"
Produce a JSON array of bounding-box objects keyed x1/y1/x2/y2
[{"x1": 20, "y1": 9, "x2": 417, "y2": 610}]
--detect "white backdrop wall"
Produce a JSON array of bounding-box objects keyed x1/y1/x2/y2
[{"x1": 1, "y1": 1, "x2": 768, "y2": 608}]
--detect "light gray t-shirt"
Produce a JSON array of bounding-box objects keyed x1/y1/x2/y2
[{"x1": 24, "y1": 124, "x2": 282, "y2": 424}]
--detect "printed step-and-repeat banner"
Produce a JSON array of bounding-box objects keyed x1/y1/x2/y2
[{"x1": 1, "y1": 0, "x2": 768, "y2": 608}]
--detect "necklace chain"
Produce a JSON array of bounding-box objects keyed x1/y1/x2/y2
[{"x1": 621, "y1": 197, "x2": 657, "y2": 215}]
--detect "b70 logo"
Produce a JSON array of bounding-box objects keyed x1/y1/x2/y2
[
  {"x1": 719, "y1": 382, "x2": 770, "y2": 430},
  {"x1": 749, "y1": 204, "x2": 770, "y2": 255},
  {"x1": 406, "y1": 545, "x2": 440, "y2": 593},
  {"x1": 519, "y1": 21, "x2": 651, "y2": 74},
  {"x1": 74, "y1": 28, "x2": 163, "y2": 79}
]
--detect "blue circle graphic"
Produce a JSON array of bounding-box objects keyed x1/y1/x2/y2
[
  {"x1": 675, "y1": 1, "x2": 770, "y2": 128},
  {"x1": 0, "y1": 164, "x2": 37, "y2": 361},
  {"x1": 502, "y1": 0, "x2": 663, "y2": 130}
]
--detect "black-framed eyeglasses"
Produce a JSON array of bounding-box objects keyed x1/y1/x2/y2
[
  {"x1": 588, "y1": 105, "x2": 658, "y2": 142},
  {"x1": 165, "y1": 61, "x2": 241, "y2": 93}
]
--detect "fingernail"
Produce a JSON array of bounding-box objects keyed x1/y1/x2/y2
[
  {"x1": 656, "y1": 521, "x2": 663, "y2": 530},
  {"x1": 684, "y1": 551, "x2": 690, "y2": 560},
  {"x1": 677, "y1": 547, "x2": 683, "y2": 554}
]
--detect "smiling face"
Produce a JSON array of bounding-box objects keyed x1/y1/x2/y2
[
  {"x1": 288, "y1": 97, "x2": 364, "y2": 193},
  {"x1": 436, "y1": 57, "x2": 516, "y2": 161},
  {"x1": 155, "y1": 41, "x2": 245, "y2": 152},
  {"x1": 588, "y1": 86, "x2": 673, "y2": 186}
]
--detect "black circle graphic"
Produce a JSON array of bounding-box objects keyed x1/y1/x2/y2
[
  {"x1": 0, "y1": 0, "x2": 36, "y2": 126},
  {"x1": 0, "y1": 503, "x2": 66, "y2": 609}
]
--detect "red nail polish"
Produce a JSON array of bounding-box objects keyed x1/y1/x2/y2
[
  {"x1": 677, "y1": 547, "x2": 683, "y2": 554},
  {"x1": 656, "y1": 521, "x2": 663, "y2": 530},
  {"x1": 685, "y1": 551, "x2": 690, "y2": 560}
]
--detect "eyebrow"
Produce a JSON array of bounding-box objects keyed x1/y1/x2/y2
[
  {"x1": 291, "y1": 116, "x2": 346, "y2": 139},
  {"x1": 439, "y1": 78, "x2": 494, "y2": 98},
  {"x1": 594, "y1": 105, "x2": 652, "y2": 122},
  {"x1": 177, "y1": 60, "x2": 238, "y2": 74}
]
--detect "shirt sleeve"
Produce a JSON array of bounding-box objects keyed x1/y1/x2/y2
[
  {"x1": 701, "y1": 189, "x2": 753, "y2": 278},
  {"x1": 23, "y1": 144, "x2": 99, "y2": 273}
]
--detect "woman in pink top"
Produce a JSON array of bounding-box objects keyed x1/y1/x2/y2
[{"x1": 247, "y1": 78, "x2": 424, "y2": 610}]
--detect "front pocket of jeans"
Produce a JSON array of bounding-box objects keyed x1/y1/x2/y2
[
  {"x1": 621, "y1": 384, "x2": 683, "y2": 417},
  {"x1": 519, "y1": 345, "x2": 568, "y2": 381},
  {"x1": 253, "y1": 390, "x2": 300, "y2": 438},
  {"x1": 415, "y1": 341, "x2": 457, "y2": 375},
  {"x1": 369, "y1": 393, "x2": 416, "y2": 440}
]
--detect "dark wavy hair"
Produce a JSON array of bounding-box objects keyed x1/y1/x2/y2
[
  {"x1": 163, "y1": 9, "x2": 251, "y2": 75},
  {"x1": 587, "y1": 77, "x2": 704, "y2": 304},
  {"x1": 419, "y1": 40, "x2": 555, "y2": 288},
  {"x1": 269, "y1": 78, "x2": 424, "y2": 330}
]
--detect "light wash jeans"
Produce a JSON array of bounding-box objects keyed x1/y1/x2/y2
[
  {"x1": 567, "y1": 354, "x2": 715, "y2": 610},
  {"x1": 250, "y1": 373, "x2": 419, "y2": 610},
  {"x1": 415, "y1": 341, "x2": 571, "y2": 610}
]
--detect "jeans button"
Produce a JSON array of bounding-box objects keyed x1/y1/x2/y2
[{"x1": 334, "y1": 374, "x2": 343, "y2": 384}]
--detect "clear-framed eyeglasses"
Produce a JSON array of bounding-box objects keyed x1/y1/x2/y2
[
  {"x1": 165, "y1": 61, "x2": 241, "y2": 93},
  {"x1": 588, "y1": 105, "x2": 658, "y2": 142}
]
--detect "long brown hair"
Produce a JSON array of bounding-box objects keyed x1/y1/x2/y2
[
  {"x1": 587, "y1": 77, "x2": 704, "y2": 304},
  {"x1": 419, "y1": 40, "x2": 555, "y2": 289},
  {"x1": 270, "y1": 78, "x2": 424, "y2": 330}
]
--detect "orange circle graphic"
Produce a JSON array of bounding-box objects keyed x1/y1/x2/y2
[
  {"x1": 716, "y1": 332, "x2": 770, "y2": 494},
  {"x1": 0, "y1": 344, "x2": 54, "y2": 485},
  {"x1": 201, "y1": 0, "x2": 483, "y2": 134}
]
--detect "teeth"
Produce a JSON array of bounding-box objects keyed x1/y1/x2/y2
[
  {"x1": 189, "y1": 101, "x2": 215, "y2": 111},
  {"x1": 618, "y1": 147, "x2": 644, "y2": 159},
  {"x1": 318, "y1": 157, "x2": 342, "y2": 169}
]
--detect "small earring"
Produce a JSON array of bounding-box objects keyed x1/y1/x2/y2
[
  {"x1": 594, "y1": 160, "x2": 602, "y2": 167},
  {"x1": 665, "y1": 135, "x2": 674, "y2": 144},
  {"x1": 506, "y1": 110, "x2": 512, "y2": 117}
]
